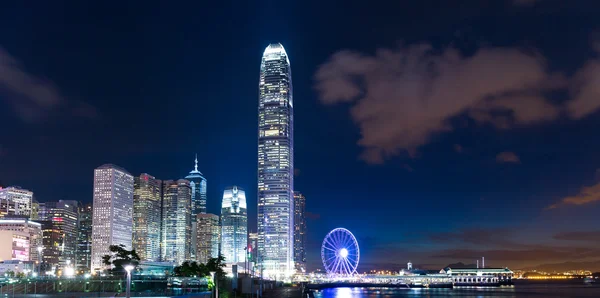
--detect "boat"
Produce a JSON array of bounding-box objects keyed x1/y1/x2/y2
[{"x1": 584, "y1": 277, "x2": 596, "y2": 284}]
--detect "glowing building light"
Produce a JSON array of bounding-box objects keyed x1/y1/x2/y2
[{"x1": 339, "y1": 248, "x2": 348, "y2": 258}]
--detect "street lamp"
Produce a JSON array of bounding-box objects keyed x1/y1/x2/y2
[
  {"x1": 209, "y1": 271, "x2": 217, "y2": 298},
  {"x1": 37, "y1": 247, "x2": 43, "y2": 277},
  {"x1": 124, "y1": 265, "x2": 135, "y2": 298}
]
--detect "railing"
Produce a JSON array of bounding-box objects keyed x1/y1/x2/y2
[{"x1": 0, "y1": 277, "x2": 211, "y2": 297}]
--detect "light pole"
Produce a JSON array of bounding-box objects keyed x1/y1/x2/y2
[
  {"x1": 124, "y1": 265, "x2": 134, "y2": 298},
  {"x1": 210, "y1": 271, "x2": 217, "y2": 298},
  {"x1": 37, "y1": 246, "x2": 43, "y2": 276}
]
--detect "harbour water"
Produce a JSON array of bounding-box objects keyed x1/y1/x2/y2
[{"x1": 312, "y1": 280, "x2": 600, "y2": 297}]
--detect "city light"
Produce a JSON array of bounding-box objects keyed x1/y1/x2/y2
[
  {"x1": 340, "y1": 248, "x2": 348, "y2": 258},
  {"x1": 64, "y1": 266, "x2": 75, "y2": 277}
]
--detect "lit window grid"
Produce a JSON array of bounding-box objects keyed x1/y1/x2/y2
[
  {"x1": 257, "y1": 43, "x2": 295, "y2": 276},
  {"x1": 91, "y1": 165, "x2": 134, "y2": 273}
]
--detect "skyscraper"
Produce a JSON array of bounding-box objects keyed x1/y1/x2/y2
[
  {"x1": 40, "y1": 220, "x2": 61, "y2": 267},
  {"x1": 38, "y1": 200, "x2": 79, "y2": 267},
  {"x1": 221, "y1": 186, "x2": 247, "y2": 264},
  {"x1": 293, "y1": 191, "x2": 306, "y2": 273},
  {"x1": 0, "y1": 186, "x2": 33, "y2": 218},
  {"x1": 91, "y1": 164, "x2": 134, "y2": 273},
  {"x1": 185, "y1": 155, "x2": 207, "y2": 215},
  {"x1": 196, "y1": 213, "x2": 220, "y2": 264},
  {"x1": 258, "y1": 43, "x2": 294, "y2": 277},
  {"x1": 185, "y1": 156, "x2": 207, "y2": 260},
  {"x1": 76, "y1": 203, "x2": 93, "y2": 273},
  {"x1": 162, "y1": 179, "x2": 192, "y2": 265},
  {"x1": 133, "y1": 173, "x2": 162, "y2": 261}
]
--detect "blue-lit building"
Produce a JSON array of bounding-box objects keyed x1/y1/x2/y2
[
  {"x1": 257, "y1": 43, "x2": 294, "y2": 277},
  {"x1": 185, "y1": 156, "x2": 207, "y2": 261},
  {"x1": 221, "y1": 186, "x2": 247, "y2": 264}
]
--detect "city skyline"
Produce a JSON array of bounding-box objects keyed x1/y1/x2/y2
[{"x1": 2, "y1": 1, "x2": 600, "y2": 273}]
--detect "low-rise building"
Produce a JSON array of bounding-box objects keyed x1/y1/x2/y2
[{"x1": 0, "y1": 230, "x2": 30, "y2": 261}]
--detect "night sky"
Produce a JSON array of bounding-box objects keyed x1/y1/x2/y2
[{"x1": 2, "y1": 0, "x2": 600, "y2": 272}]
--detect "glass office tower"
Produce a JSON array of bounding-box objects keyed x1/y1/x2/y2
[
  {"x1": 91, "y1": 164, "x2": 134, "y2": 273},
  {"x1": 161, "y1": 179, "x2": 192, "y2": 265},
  {"x1": 185, "y1": 156, "x2": 207, "y2": 260},
  {"x1": 257, "y1": 43, "x2": 294, "y2": 277},
  {"x1": 221, "y1": 186, "x2": 247, "y2": 264},
  {"x1": 293, "y1": 191, "x2": 306, "y2": 273},
  {"x1": 133, "y1": 173, "x2": 162, "y2": 261}
]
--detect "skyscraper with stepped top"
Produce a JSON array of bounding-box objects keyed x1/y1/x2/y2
[
  {"x1": 186, "y1": 155, "x2": 207, "y2": 260},
  {"x1": 257, "y1": 43, "x2": 294, "y2": 277}
]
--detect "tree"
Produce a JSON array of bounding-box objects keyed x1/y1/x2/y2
[
  {"x1": 173, "y1": 255, "x2": 226, "y2": 278},
  {"x1": 102, "y1": 244, "x2": 141, "y2": 275},
  {"x1": 206, "y1": 255, "x2": 226, "y2": 279}
]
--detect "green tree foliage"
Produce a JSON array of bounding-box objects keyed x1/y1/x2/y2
[
  {"x1": 173, "y1": 255, "x2": 226, "y2": 278},
  {"x1": 102, "y1": 244, "x2": 141, "y2": 275}
]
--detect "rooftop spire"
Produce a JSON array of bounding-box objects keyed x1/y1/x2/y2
[{"x1": 194, "y1": 154, "x2": 198, "y2": 172}]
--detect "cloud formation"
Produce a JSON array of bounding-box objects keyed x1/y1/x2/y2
[
  {"x1": 314, "y1": 43, "x2": 600, "y2": 164},
  {"x1": 553, "y1": 231, "x2": 600, "y2": 242},
  {"x1": 496, "y1": 151, "x2": 521, "y2": 164},
  {"x1": 0, "y1": 47, "x2": 98, "y2": 122},
  {"x1": 547, "y1": 182, "x2": 600, "y2": 209}
]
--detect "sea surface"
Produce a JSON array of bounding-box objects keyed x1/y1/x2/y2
[{"x1": 312, "y1": 280, "x2": 600, "y2": 297}]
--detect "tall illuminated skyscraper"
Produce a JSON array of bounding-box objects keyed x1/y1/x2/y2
[
  {"x1": 196, "y1": 213, "x2": 220, "y2": 264},
  {"x1": 293, "y1": 191, "x2": 306, "y2": 273},
  {"x1": 185, "y1": 156, "x2": 207, "y2": 260},
  {"x1": 133, "y1": 173, "x2": 162, "y2": 261},
  {"x1": 185, "y1": 155, "x2": 207, "y2": 215},
  {"x1": 162, "y1": 179, "x2": 192, "y2": 265},
  {"x1": 221, "y1": 186, "x2": 247, "y2": 264},
  {"x1": 257, "y1": 43, "x2": 294, "y2": 276},
  {"x1": 91, "y1": 164, "x2": 134, "y2": 273}
]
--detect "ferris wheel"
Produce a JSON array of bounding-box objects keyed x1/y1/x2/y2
[{"x1": 321, "y1": 228, "x2": 360, "y2": 275}]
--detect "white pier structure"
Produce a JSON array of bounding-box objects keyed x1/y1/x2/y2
[{"x1": 440, "y1": 267, "x2": 514, "y2": 286}]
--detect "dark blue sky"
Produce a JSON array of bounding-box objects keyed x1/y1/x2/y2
[{"x1": 2, "y1": 0, "x2": 600, "y2": 272}]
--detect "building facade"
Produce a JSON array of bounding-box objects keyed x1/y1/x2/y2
[
  {"x1": 248, "y1": 232, "x2": 258, "y2": 273},
  {"x1": 31, "y1": 200, "x2": 39, "y2": 220},
  {"x1": 0, "y1": 219, "x2": 42, "y2": 262},
  {"x1": 40, "y1": 220, "x2": 61, "y2": 267},
  {"x1": 185, "y1": 156, "x2": 207, "y2": 215},
  {"x1": 133, "y1": 174, "x2": 162, "y2": 262},
  {"x1": 162, "y1": 179, "x2": 191, "y2": 265},
  {"x1": 91, "y1": 164, "x2": 134, "y2": 273},
  {"x1": 38, "y1": 200, "x2": 79, "y2": 267},
  {"x1": 196, "y1": 213, "x2": 220, "y2": 264},
  {"x1": 185, "y1": 156, "x2": 207, "y2": 260},
  {"x1": 293, "y1": 191, "x2": 306, "y2": 273},
  {"x1": 221, "y1": 186, "x2": 247, "y2": 264},
  {"x1": 76, "y1": 203, "x2": 93, "y2": 273},
  {"x1": 0, "y1": 187, "x2": 33, "y2": 218},
  {"x1": 0, "y1": 230, "x2": 30, "y2": 261},
  {"x1": 257, "y1": 43, "x2": 294, "y2": 277}
]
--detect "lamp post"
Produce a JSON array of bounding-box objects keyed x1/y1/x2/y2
[
  {"x1": 37, "y1": 246, "x2": 43, "y2": 277},
  {"x1": 209, "y1": 271, "x2": 217, "y2": 298},
  {"x1": 124, "y1": 265, "x2": 134, "y2": 298}
]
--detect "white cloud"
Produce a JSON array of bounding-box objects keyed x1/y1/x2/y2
[{"x1": 315, "y1": 42, "x2": 600, "y2": 164}]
